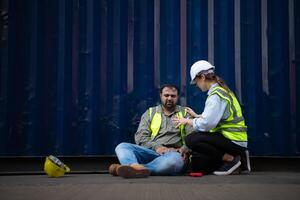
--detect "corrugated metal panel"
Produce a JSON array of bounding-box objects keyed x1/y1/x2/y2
[
  {"x1": 266, "y1": 0, "x2": 290, "y2": 155},
  {"x1": 295, "y1": 0, "x2": 300, "y2": 154},
  {"x1": 186, "y1": 0, "x2": 208, "y2": 113},
  {"x1": 0, "y1": 0, "x2": 299, "y2": 156}
]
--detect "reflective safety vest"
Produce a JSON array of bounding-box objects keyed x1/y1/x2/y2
[
  {"x1": 148, "y1": 106, "x2": 187, "y2": 144},
  {"x1": 209, "y1": 86, "x2": 248, "y2": 142}
]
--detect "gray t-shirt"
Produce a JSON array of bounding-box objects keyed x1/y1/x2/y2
[{"x1": 134, "y1": 105, "x2": 194, "y2": 151}]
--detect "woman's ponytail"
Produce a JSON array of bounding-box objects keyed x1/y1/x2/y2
[
  {"x1": 215, "y1": 75, "x2": 231, "y2": 93},
  {"x1": 204, "y1": 73, "x2": 231, "y2": 93}
]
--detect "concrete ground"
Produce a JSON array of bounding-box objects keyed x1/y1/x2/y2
[{"x1": 1, "y1": 172, "x2": 300, "y2": 200}]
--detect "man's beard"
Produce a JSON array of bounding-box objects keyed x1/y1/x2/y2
[{"x1": 163, "y1": 100, "x2": 176, "y2": 110}]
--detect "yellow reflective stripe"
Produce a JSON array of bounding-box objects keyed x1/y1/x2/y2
[
  {"x1": 150, "y1": 112, "x2": 162, "y2": 138},
  {"x1": 176, "y1": 111, "x2": 186, "y2": 145}
]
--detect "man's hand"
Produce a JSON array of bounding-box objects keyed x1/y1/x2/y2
[
  {"x1": 156, "y1": 146, "x2": 177, "y2": 155},
  {"x1": 178, "y1": 147, "x2": 190, "y2": 164}
]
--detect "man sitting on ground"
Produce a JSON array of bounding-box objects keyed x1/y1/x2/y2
[{"x1": 109, "y1": 84, "x2": 194, "y2": 178}]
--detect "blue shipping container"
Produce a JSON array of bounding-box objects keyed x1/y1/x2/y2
[{"x1": 0, "y1": 0, "x2": 299, "y2": 156}]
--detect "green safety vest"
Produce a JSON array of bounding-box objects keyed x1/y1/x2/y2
[
  {"x1": 209, "y1": 86, "x2": 248, "y2": 142},
  {"x1": 148, "y1": 106, "x2": 187, "y2": 144}
]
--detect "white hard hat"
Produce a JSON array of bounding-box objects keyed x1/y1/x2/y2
[{"x1": 190, "y1": 60, "x2": 215, "y2": 84}]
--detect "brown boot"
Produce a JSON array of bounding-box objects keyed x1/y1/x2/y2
[
  {"x1": 117, "y1": 164, "x2": 150, "y2": 178},
  {"x1": 108, "y1": 164, "x2": 121, "y2": 176}
]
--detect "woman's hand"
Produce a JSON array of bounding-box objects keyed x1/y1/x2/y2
[
  {"x1": 172, "y1": 116, "x2": 193, "y2": 127},
  {"x1": 184, "y1": 107, "x2": 198, "y2": 118},
  {"x1": 185, "y1": 107, "x2": 202, "y2": 118}
]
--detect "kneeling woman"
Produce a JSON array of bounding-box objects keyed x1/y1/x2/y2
[{"x1": 172, "y1": 60, "x2": 251, "y2": 175}]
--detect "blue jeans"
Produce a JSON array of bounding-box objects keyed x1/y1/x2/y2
[{"x1": 115, "y1": 142, "x2": 185, "y2": 175}]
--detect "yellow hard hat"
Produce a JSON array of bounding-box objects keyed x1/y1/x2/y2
[{"x1": 44, "y1": 155, "x2": 70, "y2": 177}]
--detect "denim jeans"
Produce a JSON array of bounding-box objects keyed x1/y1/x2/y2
[{"x1": 115, "y1": 142, "x2": 185, "y2": 175}]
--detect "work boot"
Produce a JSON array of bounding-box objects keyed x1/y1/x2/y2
[
  {"x1": 240, "y1": 150, "x2": 251, "y2": 174},
  {"x1": 117, "y1": 164, "x2": 150, "y2": 178},
  {"x1": 108, "y1": 164, "x2": 121, "y2": 176}
]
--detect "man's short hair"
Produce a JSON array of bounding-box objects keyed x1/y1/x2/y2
[{"x1": 159, "y1": 84, "x2": 179, "y2": 94}]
